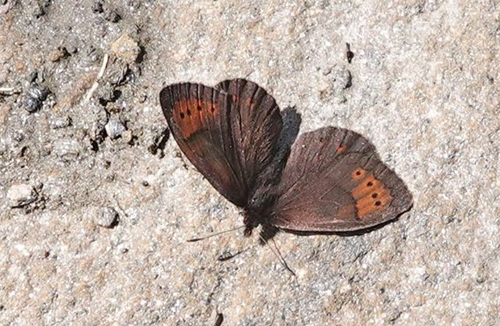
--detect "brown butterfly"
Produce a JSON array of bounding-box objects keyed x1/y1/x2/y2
[{"x1": 159, "y1": 79, "x2": 412, "y2": 239}]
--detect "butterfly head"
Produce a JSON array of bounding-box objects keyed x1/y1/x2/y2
[{"x1": 242, "y1": 205, "x2": 275, "y2": 237}]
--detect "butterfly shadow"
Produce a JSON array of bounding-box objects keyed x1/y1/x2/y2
[
  {"x1": 271, "y1": 106, "x2": 302, "y2": 174},
  {"x1": 264, "y1": 106, "x2": 302, "y2": 177},
  {"x1": 279, "y1": 106, "x2": 302, "y2": 155}
]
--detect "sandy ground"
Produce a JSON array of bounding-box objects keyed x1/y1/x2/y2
[{"x1": 1, "y1": 1, "x2": 499, "y2": 325}]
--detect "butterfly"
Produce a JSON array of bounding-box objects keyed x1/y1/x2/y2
[{"x1": 159, "y1": 79, "x2": 412, "y2": 239}]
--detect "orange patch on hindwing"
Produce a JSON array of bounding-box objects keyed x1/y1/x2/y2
[
  {"x1": 174, "y1": 99, "x2": 218, "y2": 138},
  {"x1": 351, "y1": 170, "x2": 392, "y2": 218},
  {"x1": 352, "y1": 168, "x2": 366, "y2": 180}
]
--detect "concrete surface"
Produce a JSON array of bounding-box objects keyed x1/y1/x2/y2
[{"x1": 0, "y1": 0, "x2": 499, "y2": 325}]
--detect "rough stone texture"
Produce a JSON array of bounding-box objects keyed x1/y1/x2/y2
[
  {"x1": 91, "y1": 206, "x2": 119, "y2": 228},
  {"x1": 6, "y1": 183, "x2": 37, "y2": 208},
  {"x1": 111, "y1": 33, "x2": 141, "y2": 64},
  {"x1": 0, "y1": 1, "x2": 499, "y2": 326},
  {"x1": 105, "y1": 117, "x2": 127, "y2": 140}
]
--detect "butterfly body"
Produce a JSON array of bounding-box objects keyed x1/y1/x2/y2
[{"x1": 160, "y1": 79, "x2": 412, "y2": 239}]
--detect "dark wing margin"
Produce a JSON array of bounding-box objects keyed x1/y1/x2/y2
[
  {"x1": 271, "y1": 127, "x2": 412, "y2": 232},
  {"x1": 160, "y1": 79, "x2": 282, "y2": 207}
]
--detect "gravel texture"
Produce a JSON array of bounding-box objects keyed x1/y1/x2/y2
[{"x1": 0, "y1": 1, "x2": 499, "y2": 325}]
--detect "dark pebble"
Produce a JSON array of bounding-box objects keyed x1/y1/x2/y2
[
  {"x1": 91, "y1": 0, "x2": 103, "y2": 13},
  {"x1": 105, "y1": 10, "x2": 121, "y2": 23},
  {"x1": 23, "y1": 84, "x2": 50, "y2": 113}
]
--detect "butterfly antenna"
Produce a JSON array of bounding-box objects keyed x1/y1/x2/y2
[
  {"x1": 186, "y1": 225, "x2": 245, "y2": 242},
  {"x1": 259, "y1": 234, "x2": 296, "y2": 277}
]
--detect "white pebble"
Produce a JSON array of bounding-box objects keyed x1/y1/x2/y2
[
  {"x1": 94, "y1": 206, "x2": 118, "y2": 228},
  {"x1": 7, "y1": 184, "x2": 37, "y2": 208}
]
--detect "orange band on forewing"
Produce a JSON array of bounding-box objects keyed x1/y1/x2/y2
[{"x1": 174, "y1": 99, "x2": 218, "y2": 138}]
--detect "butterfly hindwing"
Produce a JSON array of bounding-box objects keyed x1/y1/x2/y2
[{"x1": 271, "y1": 127, "x2": 412, "y2": 231}]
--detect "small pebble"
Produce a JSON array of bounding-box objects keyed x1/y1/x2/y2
[
  {"x1": 55, "y1": 139, "x2": 82, "y2": 162},
  {"x1": 66, "y1": 44, "x2": 78, "y2": 54},
  {"x1": 121, "y1": 130, "x2": 133, "y2": 144},
  {"x1": 7, "y1": 184, "x2": 37, "y2": 208},
  {"x1": 48, "y1": 47, "x2": 69, "y2": 62},
  {"x1": 118, "y1": 245, "x2": 129, "y2": 253},
  {"x1": 13, "y1": 132, "x2": 24, "y2": 142},
  {"x1": 91, "y1": 0, "x2": 103, "y2": 13},
  {"x1": 137, "y1": 90, "x2": 148, "y2": 103},
  {"x1": 111, "y1": 34, "x2": 140, "y2": 64},
  {"x1": 32, "y1": 0, "x2": 51, "y2": 17},
  {"x1": 108, "y1": 64, "x2": 130, "y2": 86},
  {"x1": 105, "y1": 118, "x2": 127, "y2": 139},
  {"x1": 94, "y1": 207, "x2": 118, "y2": 228},
  {"x1": 86, "y1": 46, "x2": 100, "y2": 64},
  {"x1": 22, "y1": 84, "x2": 50, "y2": 113},
  {"x1": 331, "y1": 68, "x2": 352, "y2": 91},
  {"x1": 334, "y1": 94, "x2": 347, "y2": 104},
  {"x1": 50, "y1": 118, "x2": 69, "y2": 130},
  {"x1": 50, "y1": 115, "x2": 72, "y2": 129},
  {"x1": 105, "y1": 10, "x2": 121, "y2": 23},
  {"x1": 32, "y1": 4, "x2": 45, "y2": 18}
]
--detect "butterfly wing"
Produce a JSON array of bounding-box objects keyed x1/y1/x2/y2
[
  {"x1": 271, "y1": 127, "x2": 412, "y2": 232},
  {"x1": 159, "y1": 80, "x2": 282, "y2": 207},
  {"x1": 215, "y1": 79, "x2": 283, "y2": 193}
]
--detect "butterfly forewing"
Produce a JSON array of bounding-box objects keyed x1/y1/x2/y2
[
  {"x1": 271, "y1": 127, "x2": 412, "y2": 231},
  {"x1": 160, "y1": 80, "x2": 282, "y2": 207}
]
